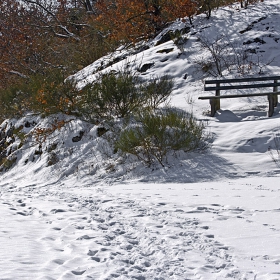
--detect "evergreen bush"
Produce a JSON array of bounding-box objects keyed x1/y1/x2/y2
[
  {"x1": 141, "y1": 75, "x2": 173, "y2": 110},
  {"x1": 0, "y1": 85, "x2": 25, "y2": 121},
  {"x1": 80, "y1": 71, "x2": 173, "y2": 122},
  {"x1": 115, "y1": 108, "x2": 209, "y2": 166},
  {"x1": 81, "y1": 71, "x2": 144, "y2": 122},
  {"x1": 0, "y1": 69, "x2": 83, "y2": 121},
  {"x1": 28, "y1": 70, "x2": 82, "y2": 116}
]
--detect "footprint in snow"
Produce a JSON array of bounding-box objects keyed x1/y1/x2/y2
[
  {"x1": 71, "y1": 270, "x2": 86, "y2": 275},
  {"x1": 50, "y1": 209, "x2": 66, "y2": 214},
  {"x1": 16, "y1": 211, "x2": 28, "y2": 216},
  {"x1": 52, "y1": 259, "x2": 65, "y2": 265}
]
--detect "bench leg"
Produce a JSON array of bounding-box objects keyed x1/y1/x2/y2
[
  {"x1": 215, "y1": 86, "x2": 220, "y2": 110},
  {"x1": 210, "y1": 99, "x2": 219, "y2": 117},
  {"x1": 216, "y1": 99, "x2": 220, "y2": 110},
  {"x1": 268, "y1": 94, "x2": 274, "y2": 117},
  {"x1": 273, "y1": 95, "x2": 278, "y2": 107}
]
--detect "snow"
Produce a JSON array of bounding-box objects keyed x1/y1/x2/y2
[
  {"x1": 1, "y1": 0, "x2": 280, "y2": 279},
  {"x1": 1, "y1": 178, "x2": 280, "y2": 279}
]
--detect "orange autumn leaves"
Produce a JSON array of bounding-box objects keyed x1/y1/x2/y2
[{"x1": 94, "y1": 0, "x2": 197, "y2": 44}]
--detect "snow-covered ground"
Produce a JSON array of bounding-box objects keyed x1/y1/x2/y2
[
  {"x1": 1, "y1": 178, "x2": 280, "y2": 279},
  {"x1": 1, "y1": 0, "x2": 280, "y2": 279}
]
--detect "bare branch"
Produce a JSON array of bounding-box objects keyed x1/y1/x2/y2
[{"x1": 21, "y1": 0, "x2": 81, "y2": 41}]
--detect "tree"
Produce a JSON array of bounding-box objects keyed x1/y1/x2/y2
[
  {"x1": 239, "y1": 0, "x2": 259, "y2": 8},
  {"x1": 197, "y1": 0, "x2": 236, "y2": 19},
  {"x1": 0, "y1": 0, "x2": 45, "y2": 87},
  {"x1": 94, "y1": 0, "x2": 197, "y2": 44},
  {"x1": 79, "y1": 0, "x2": 96, "y2": 12},
  {"x1": 0, "y1": 0, "x2": 110, "y2": 89}
]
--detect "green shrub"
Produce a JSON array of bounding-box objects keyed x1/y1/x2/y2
[
  {"x1": 0, "y1": 86, "x2": 23, "y2": 121},
  {"x1": 0, "y1": 78, "x2": 39, "y2": 121},
  {"x1": 81, "y1": 71, "x2": 139, "y2": 122},
  {"x1": 27, "y1": 70, "x2": 82, "y2": 116},
  {"x1": 115, "y1": 108, "x2": 209, "y2": 166},
  {"x1": 81, "y1": 71, "x2": 174, "y2": 123},
  {"x1": 0, "y1": 69, "x2": 83, "y2": 121},
  {"x1": 0, "y1": 156, "x2": 17, "y2": 172},
  {"x1": 141, "y1": 75, "x2": 173, "y2": 110},
  {"x1": 0, "y1": 68, "x2": 174, "y2": 125}
]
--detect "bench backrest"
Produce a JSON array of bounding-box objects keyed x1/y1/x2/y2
[{"x1": 205, "y1": 76, "x2": 280, "y2": 91}]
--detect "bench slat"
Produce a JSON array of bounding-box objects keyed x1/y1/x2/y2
[
  {"x1": 199, "y1": 91, "x2": 280, "y2": 100},
  {"x1": 205, "y1": 76, "x2": 280, "y2": 84},
  {"x1": 205, "y1": 82, "x2": 280, "y2": 91}
]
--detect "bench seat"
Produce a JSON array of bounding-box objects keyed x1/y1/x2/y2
[{"x1": 199, "y1": 91, "x2": 280, "y2": 99}]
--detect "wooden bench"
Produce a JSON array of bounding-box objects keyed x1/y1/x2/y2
[{"x1": 198, "y1": 76, "x2": 280, "y2": 117}]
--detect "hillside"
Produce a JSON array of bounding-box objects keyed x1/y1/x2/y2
[{"x1": 1, "y1": 1, "x2": 280, "y2": 279}]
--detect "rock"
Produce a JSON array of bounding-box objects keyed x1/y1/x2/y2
[
  {"x1": 24, "y1": 121, "x2": 37, "y2": 128},
  {"x1": 97, "y1": 127, "x2": 108, "y2": 137},
  {"x1": 155, "y1": 27, "x2": 190, "y2": 46},
  {"x1": 47, "y1": 143, "x2": 58, "y2": 152},
  {"x1": 138, "y1": 63, "x2": 154, "y2": 73},
  {"x1": 0, "y1": 129, "x2": 5, "y2": 140},
  {"x1": 72, "y1": 131, "x2": 84, "y2": 142},
  {"x1": 47, "y1": 152, "x2": 59, "y2": 166},
  {"x1": 25, "y1": 121, "x2": 31, "y2": 128},
  {"x1": 156, "y1": 48, "x2": 174, "y2": 54},
  {"x1": 6, "y1": 126, "x2": 14, "y2": 138}
]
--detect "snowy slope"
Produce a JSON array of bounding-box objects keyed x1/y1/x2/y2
[{"x1": 1, "y1": 1, "x2": 280, "y2": 279}]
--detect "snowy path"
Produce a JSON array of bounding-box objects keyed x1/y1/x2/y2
[
  {"x1": 0, "y1": 200, "x2": 53, "y2": 279},
  {"x1": 0, "y1": 183, "x2": 235, "y2": 280},
  {"x1": 1, "y1": 178, "x2": 280, "y2": 279}
]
